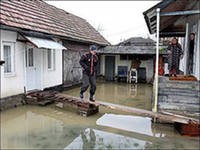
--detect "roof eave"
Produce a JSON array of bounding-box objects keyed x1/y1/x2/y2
[{"x1": 0, "y1": 24, "x2": 109, "y2": 46}]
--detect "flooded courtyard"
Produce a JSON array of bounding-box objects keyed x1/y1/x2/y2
[{"x1": 1, "y1": 82, "x2": 199, "y2": 149}]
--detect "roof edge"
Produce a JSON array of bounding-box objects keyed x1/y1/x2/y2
[{"x1": 0, "y1": 24, "x2": 109, "y2": 46}]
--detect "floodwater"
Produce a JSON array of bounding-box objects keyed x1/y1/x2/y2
[
  {"x1": 64, "y1": 82, "x2": 153, "y2": 110},
  {"x1": 1, "y1": 82, "x2": 199, "y2": 149}
]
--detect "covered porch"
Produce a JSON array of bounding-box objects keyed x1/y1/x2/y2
[
  {"x1": 143, "y1": 0, "x2": 200, "y2": 116},
  {"x1": 143, "y1": 0, "x2": 200, "y2": 80}
]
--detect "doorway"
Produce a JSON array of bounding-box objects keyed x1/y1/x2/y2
[{"x1": 105, "y1": 56, "x2": 115, "y2": 81}]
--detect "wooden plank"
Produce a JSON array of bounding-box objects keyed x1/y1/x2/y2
[
  {"x1": 28, "y1": 92, "x2": 199, "y2": 125},
  {"x1": 88, "y1": 100, "x2": 199, "y2": 124},
  {"x1": 56, "y1": 93, "x2": 199, "y2": 125}
]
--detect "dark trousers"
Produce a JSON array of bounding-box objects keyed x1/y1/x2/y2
[
  {"x1": 188, "y1": 54, "x2": 193, "y2": 74},
  {"x1": 80, "y1": 73, "x2": 96, "y2": 97}
]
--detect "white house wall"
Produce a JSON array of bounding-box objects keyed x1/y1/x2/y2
[
  {"x1": 0, "y1": 30, "x2": 25, "y2": 98},
  {"x1": 1, "y1": 29, "x2": 63, "y2": 98},
  {"x1": 42, "y1": 49, "x2": 62, "y2": 89},
  {"x1": 140, "y1": 59, "x2": 154, "y2": 82},
  {"x1": 115, "y1": 55, "x2": 132, "y2": 75},
  {"x1": 100, "y1": 55, "x2": 105, "y2": 75}
]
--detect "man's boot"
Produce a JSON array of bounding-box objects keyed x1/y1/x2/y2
[
  {"x1": 89, "y1": 95, "x2": 95, "y2": 102},
  {"x1": 80, "y1": 92, "x2": 84, "y2": 100}
]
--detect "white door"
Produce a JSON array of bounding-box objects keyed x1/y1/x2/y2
[{"x1": 26, "y1": 48, "x2": 41, "y2": 91}]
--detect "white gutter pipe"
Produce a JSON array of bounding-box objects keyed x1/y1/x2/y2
[{"x1": 153, "y1": 8, "x2": 160, "y2": 113}]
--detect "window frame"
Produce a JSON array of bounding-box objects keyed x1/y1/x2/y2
[{"x1": 3, "y1": 42, "x2": 15, "y2": 76}]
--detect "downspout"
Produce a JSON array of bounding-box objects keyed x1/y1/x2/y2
[{"x1": 153, "y1": 8, "x2": 160, "y2": 114}]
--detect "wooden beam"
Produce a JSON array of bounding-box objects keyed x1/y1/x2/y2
[
  {"x1": 89, "y1": 100, "x2": 199, "y2": 125},
  {"x1": 160, "y1": 10, "x2": 200, "y2": 16},
  {"x1": 57, "y1": 93, "x2": 199, "y2": 125}
]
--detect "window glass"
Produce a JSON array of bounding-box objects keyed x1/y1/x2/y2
[
  {"x1": 3, "y1": 45, "x2": 12, "y2": 73},
  {"x1": 48, "y1": 49, "x2": 52, "y2": 69},
  {"x1": 28, "y1": 48, "x2": 34, "y2": 67}
]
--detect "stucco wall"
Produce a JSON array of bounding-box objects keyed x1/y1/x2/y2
[
  {"x1": 0, "y1": 30, "x2": 25, "y2": 98},
  {"x1": 140, "y1": 59, "x2": 154, "y2": 82},
  {"x1": 100, "y1": 55, "x2": 105, "y2": 75},
  {"x1": 42, "y1": 48, "x2": 63, "y2": 88},
  {"x1": 115, "y1": 55, "x2": 131, "y2": 75}
]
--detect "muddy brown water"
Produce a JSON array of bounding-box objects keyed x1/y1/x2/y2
[{"x1": 1, "y1": 82, "x2": 199, "y2": 149}]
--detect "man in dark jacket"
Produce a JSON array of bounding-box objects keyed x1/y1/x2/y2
[{"x1": 79, "y1": 45, "x2": 98, "y2": 101}]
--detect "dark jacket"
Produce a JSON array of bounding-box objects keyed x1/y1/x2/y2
[{"x1": 79, "y1": 53, "x2": 98, "y2": 76}]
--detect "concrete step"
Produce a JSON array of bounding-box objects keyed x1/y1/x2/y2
[
  {"x1": 158, "y1": 77, "x2": 199, "y2": 90},
  {"x1": 158, "y1": 102, "x2": 200, "y2": 112},
  {"x1": 159, "y1": 83, "x2": 199, "y2": 90},
  {"x1": 159, "y1": 76, "x2": 199, "y2": 84},
  {"x1": 159, "y1": 95, "x2": 200, "y2": 104},
  {"x1": 159, "y1": 88, "x2": 199, "y2": 97}
]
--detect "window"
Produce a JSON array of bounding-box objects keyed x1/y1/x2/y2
[
  {"x1": 3, "y1": 42, "x2": 15, "y2": 74},
  {"x1": 47, "y1": 49, "x2": 55, "y2": 70},
  {"x1": 26, "y1": 48, "x2": 34, "y2": 67}
]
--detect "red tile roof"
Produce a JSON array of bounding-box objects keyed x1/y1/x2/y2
[{"x1": 0, "y1": 0, "x2": 109, "y2": 45}]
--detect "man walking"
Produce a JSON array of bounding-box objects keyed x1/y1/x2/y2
[{"x1": 79, "y1": 45, "x2": 98, "y2": 101}]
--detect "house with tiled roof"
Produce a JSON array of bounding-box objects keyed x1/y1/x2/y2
[{"x1": 0, "y1": 0, "x2": 109, "y2": 105}]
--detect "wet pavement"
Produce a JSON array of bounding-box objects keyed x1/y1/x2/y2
[{"x1": 1, "y1": 82, "x2": 199, "y2": 149}]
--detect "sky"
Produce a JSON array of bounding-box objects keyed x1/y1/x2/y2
[{"x1": 47, "y1": 1, "x2": 160, "y2": 45}]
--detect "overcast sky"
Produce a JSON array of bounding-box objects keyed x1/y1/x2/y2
[{"x1": 47, "y1": 1, "x2": 160, "y2": 45}]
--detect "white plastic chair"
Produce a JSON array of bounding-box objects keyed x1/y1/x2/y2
[{"x1": 129, "y1": 68, "x2": 138, "y2": 83}]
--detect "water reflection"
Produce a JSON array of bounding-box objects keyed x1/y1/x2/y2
[
  {"x1": 65, "y1": 128, "x2": 149, "y2": 149},
  {"x1": 81, "y1": 129, "x2": 96, "y2": 150}
]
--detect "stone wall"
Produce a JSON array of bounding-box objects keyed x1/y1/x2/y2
[
  {"x1": 152, "y1": 76, "x2": 200, "y2": 116},
  {"x1": 0, "y1": 94, "x2": 25, "y2": 111},
  {"x1": 63, "y1": 50, "x2": 83, "y2": 83},
  {"x1": 63, "y1": 41, "x2": 89, "y2": 84}
]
